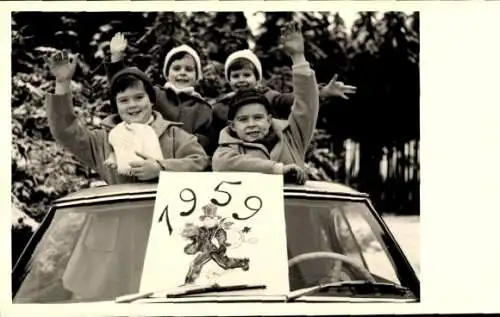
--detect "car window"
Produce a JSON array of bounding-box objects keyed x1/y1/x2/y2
[
  {"x1": 333, "y1": 206, "x2": 366, "y2": 266},
  {"x1": 14, "y1": 199, "x2": 155, "y2": 303},
  {"x1": 14, "y1": 210, "x2": 88, "y2": 303},
  {"x1": 339, "y1": 203, "x2": 400, "y2": 284},
  {"x1": 285, "y1": 198, "x2": 400, "y2": 291}
]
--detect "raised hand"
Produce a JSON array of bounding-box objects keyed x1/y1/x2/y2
[
  {"x1": 320, "y1": 74, "x2": 357, "y2": 100},
  {"x1": 280, "y1": 21, "x2": 305, "y2": 60},
  {"x1": 110, "y1": 32, "x2": 127, "y2": 62},
  {"x1": 45, "y1": 50, "x2": 78, "y2": 82},
  {"x1": 110, "y1": 32, "x2": 127, "y2": 55}
]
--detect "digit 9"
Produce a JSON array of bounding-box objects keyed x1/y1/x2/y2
[
  {"x1": 232, "y1": 195, "x2": 263, "y2": 221},
  {"x1": 179, "y1": 188, "x2": 196, "y2": 216}
]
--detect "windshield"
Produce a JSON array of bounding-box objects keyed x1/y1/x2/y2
[
  {"x1": 285, "y1": 198, "x2": 400, "y2": 292},
  {"x1": 13, "y1": 196, "x2": 401, "y2": 303},
  {"x1": 13, "y1": 200, "x2": 154, "y2": 303}
]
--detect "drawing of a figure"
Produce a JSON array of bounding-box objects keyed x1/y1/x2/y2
[{"x1": 181, "y1": 203, "x2": 250, "y2": 285}]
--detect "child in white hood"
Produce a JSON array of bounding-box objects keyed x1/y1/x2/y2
[
  {"x1": 105, "y1": 33, "x2": 214, "y2": 156},
  {"x1": 211, "y1": 43, "x2": 357, "y2": 147}
]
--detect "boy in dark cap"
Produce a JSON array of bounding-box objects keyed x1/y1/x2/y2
[{"x1": 212, "y1": 22, "x2": 319, "y2": 185}]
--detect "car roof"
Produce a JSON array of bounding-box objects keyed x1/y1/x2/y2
[{"x1": 54, "y1": 180, "x2": 368, "y2": 205}]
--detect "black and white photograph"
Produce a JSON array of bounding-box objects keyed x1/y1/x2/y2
[{"x1": 10, "y1": 10, "x2": 420, "y2": 306}]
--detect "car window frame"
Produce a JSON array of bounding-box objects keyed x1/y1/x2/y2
[{"x1": 12, "y1": 206, "x2": 56, "y2": 296}]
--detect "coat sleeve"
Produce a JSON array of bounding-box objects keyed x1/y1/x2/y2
[
  {"x1": 104, "y1": 59, "x2": 126, "y2": 82},
  {"x1": 286, "y1": 63, "x2": 319, "y2": 157},
  {"x1": 212, "y1": 145, "x2": 283, "y2": 174},
  {"x1": 192, "y1": 103, "x2": 214, "y2": 155},
  {"x1": 264, "y1": 89, "x2": 295, "y2": 120},
  {"x1": 46, "y1": 93, "x2": 107, "y2": 172},
  {"x1": 157, "y1": 127, "x2": 209, "y2": 172},
  {"x1": 208, "y1": 101, "x2": 229, "y2": 153}
]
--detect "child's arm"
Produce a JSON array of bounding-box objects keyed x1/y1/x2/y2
[
  {"x1": 104, "y1": 32, "x2": 128, "y2": 82},
  {"x1": 191, "y1": 102, "x2": 214, "y2": 155},
  {"x1": 212, "y1": 146, "x2": 306, "y2": 184},
  {"x1": 209, "y1": 94, "x2": 234, "y2": 145},
  {"x1": 130, "y1": 128, "x2": 208, "y2": 180},
  {"x1": 263, "y1": 89, "x2": 294, "y2": 120},
  {"x1": 158, "y1": 127, "x2": 209, "y2": 172},
  {"x1": 281, "y1": 23, "x2": 319, "y2": 157},
  {"x1": 45, "y1": 51, "x2": 107, "y2": 172},
  {"x1": 209, "y1": 103, "x2": 226, "y2": 148},
  {"x1": 212, "y1": 145, "x2": 284, "y2": 174},
  {"x1": 319, "y1": 76, "x2": 357, "y2": 100},
  {"x1": 265, "y1": 76, "x2": 356, "y2": 120}
]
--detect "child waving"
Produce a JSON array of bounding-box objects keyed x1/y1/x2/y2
[{"x1": 212, "y1": 22, "x2": 320, "y2": 185}]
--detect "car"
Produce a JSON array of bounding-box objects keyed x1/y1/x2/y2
[{"x1": 12, "y1": 180, "x2": 419, "y2": 304}]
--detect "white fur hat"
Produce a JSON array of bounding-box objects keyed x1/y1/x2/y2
[
  {"x1": 224, "y1": 49, "x2": 263, "y2": 82},
  {"x1": 162, "y1": 44, "x2": 203, "y2": 81}
]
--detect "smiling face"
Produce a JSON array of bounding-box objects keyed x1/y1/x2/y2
[
  {"x1": 167, "y1": 53, "x2": 197, "y2": 89},
  {"x1": 230, "y1": 103, "x2": 272, "y2": 143},
  {"x1": 115, "y1": 80, "x2": 153, "y2": 124},
  {"x1": 229, "y1": 66, "x2": 258, "y2": 91},
  {"x1": 228, "y1": 60, "x2": 258, "y2": 91}
]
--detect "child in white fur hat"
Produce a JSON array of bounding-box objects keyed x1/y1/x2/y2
[
  {"x1": 105, "y1": 33, "x2": 214, "y2": 156},
  {"x1": 211, "y1": 46, "x2": 357, "y2": 145}
]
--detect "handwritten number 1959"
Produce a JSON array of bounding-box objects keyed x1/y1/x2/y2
[{"x1": 159, "y1": 180, "x2": 263, "y2": 234}]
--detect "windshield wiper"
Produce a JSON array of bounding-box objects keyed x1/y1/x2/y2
[
  {"x1": 167, "y1": 283, "x2": 266, "y2": 298},
  {"x1": 286, "y1": 281, "x2": 414, "y2": 302},
  {"x1": 115, "y1": 283, "x2": 267, "y2": 303}
]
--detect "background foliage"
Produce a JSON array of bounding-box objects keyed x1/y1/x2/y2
[{"x1": 11, "y1": 11, "x2": 419, "y2": 266}]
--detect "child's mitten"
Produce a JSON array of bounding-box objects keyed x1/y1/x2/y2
[{"x1": 283, "y1": 164, "x2": 306, "y2": 185}]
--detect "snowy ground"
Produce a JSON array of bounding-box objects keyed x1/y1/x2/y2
[
  {"x1": 382, "y1": 215, "x2": 420, "y2": 276},
  {"x1": 12, "y1": 205, "x2": 39, "y2": 230}
]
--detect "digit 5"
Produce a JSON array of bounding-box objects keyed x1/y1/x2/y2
[{"x1": 210, "y1": 181, "x2": 242, "y2": 207}]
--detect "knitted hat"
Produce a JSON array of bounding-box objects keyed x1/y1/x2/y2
[
  {"x1": 227, "y1": 88, "x2": 271, "y2": 121},
  {"x1": 224, "y1": 49, "x2": 263, "y2": 82},
  {"x1": 162, "y1": 44, "x2": 203, "y2": 81}
]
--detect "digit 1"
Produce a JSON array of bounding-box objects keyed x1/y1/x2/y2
[{"x1": 159, "y1": 205, "x2": 173, "y2": 235}]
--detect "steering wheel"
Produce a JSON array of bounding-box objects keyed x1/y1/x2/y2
[{"x1": 288, "y1": 251, "x2": 376, "y2": 283}]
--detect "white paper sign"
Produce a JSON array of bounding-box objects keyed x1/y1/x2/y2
[{"x1": 140, "y1": 172, "x2": 289, "y2": 295}]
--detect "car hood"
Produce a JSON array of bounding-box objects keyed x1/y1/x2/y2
[
  {"x1": 110, "y1": 287, "x2": 417, "y2": 304},
  {"x1": 97, "y1": 295, "x2": 417, "y2": 304},
  {"x1": 134, "y1": 295, "x2": 417, "y2": 304}
]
